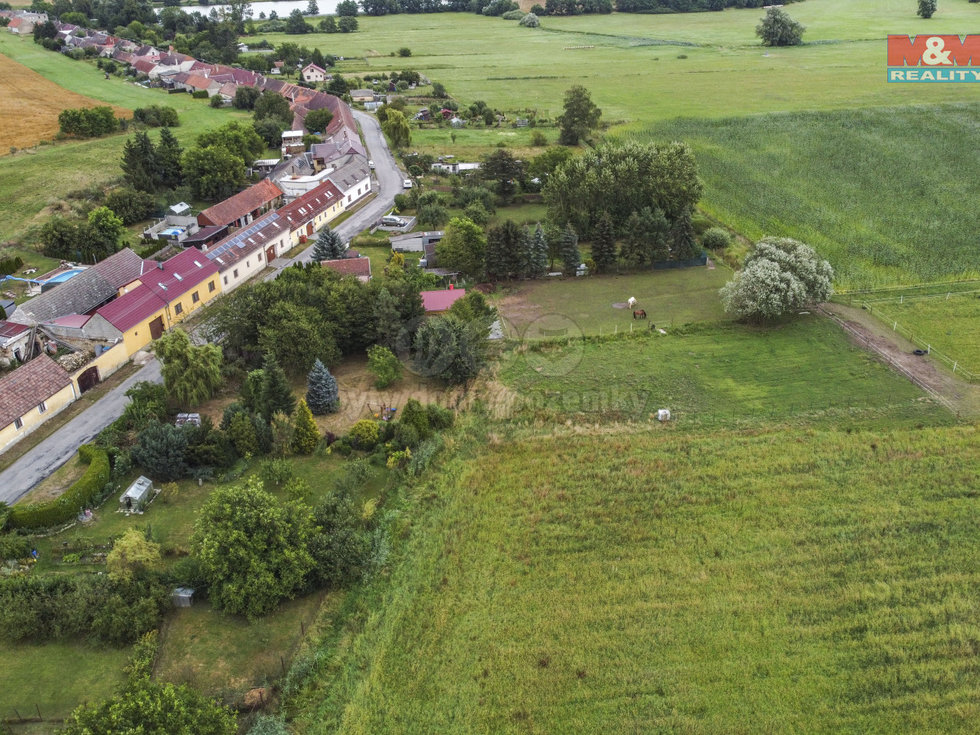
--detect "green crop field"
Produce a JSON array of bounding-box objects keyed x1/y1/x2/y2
[
  {"x1": 289, "y1": 420, "x2": 980, "y2": 734},
  {"x1": 646, "y1": 105, "x2": 980, "y2": 288}
]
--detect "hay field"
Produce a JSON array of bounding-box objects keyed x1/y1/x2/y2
[{"x1": 0, "y1": 51, "x2": 129, "y2": 152}]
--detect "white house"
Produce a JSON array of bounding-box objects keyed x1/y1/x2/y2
[{"x1": 301, "y1": 63, "x2": 329, "y2": 84}]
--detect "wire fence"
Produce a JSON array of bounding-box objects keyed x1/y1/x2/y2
[{"x1": 831, "y1": 284, "x2": 980, "y2": 384}]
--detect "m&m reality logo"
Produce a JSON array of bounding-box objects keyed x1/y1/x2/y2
[{"x1": 887, "y1": 35, "x2": 980, "y2": 82}]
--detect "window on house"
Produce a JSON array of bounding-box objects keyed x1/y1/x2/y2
[
  {"x1": 192, "y1": 291, "x2": 200, "y2": 303},
  {"x1": 14, "y1": 417, "x2": 23, "y2": 429},
  {"x1": 174, "y1": 303, "x2": 183, "y2": 315},
  {"x1": 233, "y1": 269, "x2": 239, "y2": 278},
  {"x1": 209, "y1": 280, "x2": 216, "y2": 292},
  {"x1": 38, "y1": 401, "x2": 47, "y2": 414}
]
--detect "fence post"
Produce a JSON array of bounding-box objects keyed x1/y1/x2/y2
[
  {"x1": 893, "y1": 321, "x2": 897, "y2": 331},
  {"x1": 952, "y1": 361, "x2": 957, "y2": 373},
  {"x1": 927, "y1": 345, "x2": 931, "y2": 354}
]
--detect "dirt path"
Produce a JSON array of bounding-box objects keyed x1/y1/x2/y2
[{"x1": 821, "y1": 303, "x2": 980, "y2": 418}]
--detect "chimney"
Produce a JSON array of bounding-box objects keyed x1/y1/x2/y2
[{"x1": 157, "y1": 261, "x2": 164, "y2": 270}]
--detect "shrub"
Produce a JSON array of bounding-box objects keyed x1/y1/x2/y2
[
  {"x1": 426, "y1": 403, "x2": 455, "y2": 430},
  {"x1": 392, "y1": 422, "x2": 419, "y2": 449},
  {"x1": 132, "y1": 105, "x2": 179, "y2": 127},
  {"x1": 366, "y1": 345, "x2": 403, "y2": 388},
  {"x1": 192, "y1": 90, "x2": 210, "y2": 99},
  {"x1": 502, "y1": 8, "x2": 526, "y2": 19},
  {"x1": 0, "y1": 536, "x2": 32, "y2": 561},
  {"x1": 399, "y1": 399, "x2": 431, "y2": 440},
  {"x1": 348, "y1": 420, "x2": 381, "y2": 450},
  {"x1": 58, "y1": 106, "x2": 119, "y2": 138},
  {"x1": 701, "y1": 227, "x2": 731, "y2": 250},
  {"x1": 519, "y1": 11, "x2": 540, "y2": 26},
  {"x1": 8, "y1": 446, "x2": 110, "y2": 529}
]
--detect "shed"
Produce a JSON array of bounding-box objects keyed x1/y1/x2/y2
[
  {"x1": 120, "y1": 475, "x2": 154, "y2": 511},
  {"x1": 172, "y1": 587, "x2": 195, "y2": 607}
]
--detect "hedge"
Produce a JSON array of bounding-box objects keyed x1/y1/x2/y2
[{"x1": 8, "y1": 445, "x2": 111, "y2": 530}]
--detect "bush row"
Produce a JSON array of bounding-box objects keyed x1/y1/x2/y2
[
  {"x1": 8, "y1": 445, "x2": 111, "y2": 530},
  {"x1": 0, "y1": 574, "x2": 168, "y2": 646}
]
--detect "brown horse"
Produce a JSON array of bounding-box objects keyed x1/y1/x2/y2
[{"x1": 633, "y1": 309, "x2": 647, "y2": 320}]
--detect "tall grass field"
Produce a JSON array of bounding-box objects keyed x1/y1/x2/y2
[{"x1": 289, "y1": 422, "x2": 980, "y2": 734}]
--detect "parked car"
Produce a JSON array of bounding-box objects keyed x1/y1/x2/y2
[
  {"x1": 368, "y1": 160, "x2": 375, "y2": 170},
  {"x1": 381, "y1": 216, "x2": 406, "y2": 227},
  {"x1": 403, "y1": 179, "x2": 413, "y2": 189}
]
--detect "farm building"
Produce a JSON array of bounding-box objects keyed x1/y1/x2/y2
[
  {"x1": 0, "y1": 355, "x2": 76, "y2": 453},
  {"x1": 120, "y1": 476, "x2": 154, "y2": 511}
]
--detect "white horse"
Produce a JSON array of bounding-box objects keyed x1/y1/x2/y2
[{"x1": 627, "y1": 296, "x2": 637, "y2": 310}]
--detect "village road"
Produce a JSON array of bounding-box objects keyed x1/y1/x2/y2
[
  {"x1": 0, "y1": 358, "x2": 162, "y2": 505},
  {"x1": 0, "y1": 112, "x2": 395, "y2": 503}
]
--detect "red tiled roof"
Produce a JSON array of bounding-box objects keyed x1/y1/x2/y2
[
  {"x1": 132, "y1": 58, "x2": 157, "y2": 74},
  {"x1": 139, "y1": 249, "x2": 219, "y2": 302},
  {"x1": 198, "y1": 179, "x2": 283, "y2": 228},
  {"x1": 277, "y1": 180, "x2": 343, "y2": 232},
  {"x1": 421, "y1": 289, "x2": 466, "y2": 313},
  {"x1": 94, "y1": 284, "x2": 166, "y2": 333},
  {"x1": 0, "y1": 354, "x2": 73, "y2": 429},
  {"x1": 321, "y1": 257, "x2": 371, "y2": 279},
  {"x1": 183, "y1": 74, "x2": 214, "y2": 91}
]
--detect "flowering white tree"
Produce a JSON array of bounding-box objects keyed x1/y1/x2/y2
[{"x1": 720, "y1": 237, "x2": 833, "y2": 322}]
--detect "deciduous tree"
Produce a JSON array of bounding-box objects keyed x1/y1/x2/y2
[
  {"x1": 382, "y1": 108, "x2": 411, "y2": 148},
  {"x1": 557, "y1": 84, "x2": 601, "y2": 146},
  {"x1": 720, "y1": 237, "x2": 833, "y2": 322},
  {"x1": 193, "y1": 478, "x2": 315, "y2": 618},
  {"x1": 155, "y1": 329, "x2": 223, "y2": 409},
  {"x1": 436, "y1": 216, "x2": 487, "y2": 279},
  {"x1": 756, "y1": 6, "x2": 805, "y2": 46}
]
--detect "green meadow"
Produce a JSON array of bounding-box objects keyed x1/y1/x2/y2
[{"x1": 290, "y1": 420, "x2": 980, "y2": 734}]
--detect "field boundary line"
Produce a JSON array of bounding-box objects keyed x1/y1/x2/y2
[
  {"x1": 818, "y1": 306, "x2": 956, "y2": 413},
  {"x1": 834, "y1": 278, "x2": 980, "y2": 298}
]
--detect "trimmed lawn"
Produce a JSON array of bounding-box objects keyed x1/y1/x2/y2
[
  {"x1": 0, "y1": 641, "x2": 130, "y2": 723},
  {"x1": 494, "y1": 265, "x2": 732, "y2": 338}
]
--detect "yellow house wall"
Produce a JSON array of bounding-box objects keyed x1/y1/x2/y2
[
  {"x1": 121, "y1": 309, "x2": 167, "y2": 356},
  {"x1": 69, "y1": 343, "x2": 129, "y2": 394},
  {"x1": 166, "y1": 275, "x2": 221, "y2": 326},
  {"x1": 0, "y1": 382, "x2": 77, "y2": 453}
]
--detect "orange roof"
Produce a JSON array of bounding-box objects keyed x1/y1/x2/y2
[
  {"x1": 321, "y1": 257, "x2": 371, "y2": 279},
  {"x1": 0, "y1": 355, "x2": 72, "y2": 429},
  {"x1": 198, "y1": 179, "x2": 283, "y2": 228}
]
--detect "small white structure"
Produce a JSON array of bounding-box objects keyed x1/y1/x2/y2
[
  {"x1": 120, "y1": 475, "x2": 154, "y2": 512},
  {"x1": 657, "y1": 409, "x2": 671, "y2": 422},
  {"x1": 576, "y1": 263, "x2": 589, "y2": 277},
  {"x1": 172, "y1": 587, "x2": 195, "y2": 608},
  {"x1": 627, "y1": 296, "x2": 637, "y2": 309}
]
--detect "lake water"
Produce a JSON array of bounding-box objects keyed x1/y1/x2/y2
[{"x1": 166, "y1": 0, "x2": 340, "y2": 18}]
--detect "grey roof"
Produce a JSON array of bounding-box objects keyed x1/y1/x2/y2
[
  {"x1": 325, "y1": 155, "x2": 370, "y2": 195},
  {"x1": 12, "y1": 249, "x2": 148, "y2": 325}
]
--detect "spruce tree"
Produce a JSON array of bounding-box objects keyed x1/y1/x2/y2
[
  {"x1": 591, "y1": 212, "x2": 617, "y2": 273},
  {"x1": 292, "y1": 399, "x2": 320, "y2": 454},
  {"x1": 305, "y1": 358, "x2": 339, "y2": 415},
  {"x1": 559, "y1": 224, "x2": 580, "y2": 275},
  {"x1": 156, "y1": 128, "x2": 184, "y2": 190},
  {"x1": 313, "y1": 226, "x2": 345, "y2": 261},
  {"x1": 529, "y1": 223, "x2": 549, "y2": 278},
  {"x1": 639, "y1": 206, "x2": 671, "y2": 264},
  {"x1": 121, "y1": 132, "x2": 157, "y2": 193},
  {"x1": 259, "y1": 353, "x2": 296, "y2": 421}
]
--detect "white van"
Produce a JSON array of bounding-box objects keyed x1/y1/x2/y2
[{"x1": 402, "y1": 179, "x2": 413, "y2": 189}]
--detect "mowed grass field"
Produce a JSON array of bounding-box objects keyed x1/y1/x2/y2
[
  {"x1": 497, "y1": 316, "x2": 952, "y2": 428},
  {"x1": 0, "y1": 52, "x2": 129, "y2": 152},
  {"x1": 865, "y1": 291, "x2": 980, "y2": 374},
  {"x1": 291, "y1": 422, "x2": 980, "y2": 734},
  {"x1": 0, "y1": 33, "x2": 248, "y2": 241}
]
